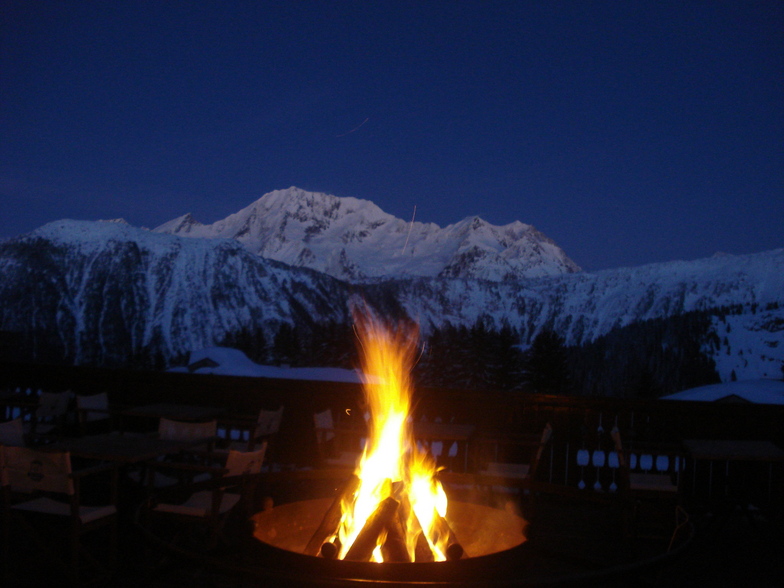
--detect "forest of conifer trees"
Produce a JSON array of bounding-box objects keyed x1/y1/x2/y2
[{"x1": 246, "y1": 306, "x2": 753, "y2": 398}]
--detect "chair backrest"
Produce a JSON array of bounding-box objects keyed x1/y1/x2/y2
[
  {"x1": 36, "y1": 391, "x2": 72, "y2": 420},
  {"x1": 610, "y1": 425, "x2": 627, "y2": 468},
  {"x1": 0, "y1": 418, "x2": 25, "y2": 447},
  {"x1": 224, "y1": 443, "x2": 267, "y2": 478},
  {"x1": 158, "y1": 418, "x2": 217, "y2": 442},
  {"x1": 254, "y1": 406, "x2": 284, "y2": 437},
  {"x1": 530, "y1": 422, "x2": 553, "y2": 479},
  {"x1": 1, "y1": 446, "x2": 74, "y2": 495},
  {"x1": 313, "y1": 408, "x2": 336, "y2": 443},
  {"x1": 75, "y1": 392, "x2": 110, "y2": 422}
]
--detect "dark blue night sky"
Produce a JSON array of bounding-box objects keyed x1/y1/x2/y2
[{"x1": 2, "y1": 1, "x2": 782, "y2": 270}]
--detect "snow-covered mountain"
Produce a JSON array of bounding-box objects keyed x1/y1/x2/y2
[
  {"x1": 154, "y1": 187, "x2": 580, "y2": 282},
  {"x1": 365, "y1": 249, "x2": 784, "y2": 382},
  {"x1": 0, "y1": 220, "x2": 350, "y2": 366},
  {"x1": 0, "y1": 218, "x2": 781, "y2": 380},
  {"x1": 378, "y1": 248, "x2": 784, "y2": 346}
]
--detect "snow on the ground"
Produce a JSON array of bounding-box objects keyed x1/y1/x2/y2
[{"x1": 661, "y1": 379, "x2": 784, "y2": 405}]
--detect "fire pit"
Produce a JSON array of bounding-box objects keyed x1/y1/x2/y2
[
  {"x1": 245, "y1": 486, "x2": 528, "y2": 585},
  {"x1": 253, "y1": 496, "x2": 525, "y2": 560},
  {"x1": 135, "y1": 311, "x2": 694, "y2": 585},
  {"x1": 137, "y1": 466, "x2": 694, "y2": 587}
]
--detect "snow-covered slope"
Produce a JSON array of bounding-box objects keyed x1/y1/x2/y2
[
  {"x1": 154, "y1": 187, "x2": 580, "y2": 282},
  {"x1": 708, "y1": 306, "x2": 784, "y2": 381},
  {"x1": 364, "y1": 248, "x2": 784, "y2": 347},
  {"x1": 0, "y1": 220, "x2": 350, "y2": 365}
]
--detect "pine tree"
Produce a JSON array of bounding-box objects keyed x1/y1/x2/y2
[{"x1": 523, "y1": 329, "x2": 571, "y2": 394}]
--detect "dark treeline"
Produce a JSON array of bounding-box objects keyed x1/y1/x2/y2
[
  {"x1": 6, "y1": 304, "x2": 778, "y2": 398},
  {"x1": 409, "y1": 309, "x2": 722, "y2": 397},
  {"x1": 255, "y1": 308, "x2": 738, "y2": 398},
  {"x1": 245, "y1": 307, "x2": 731, "y2": 398},
  {"x1": 566, "y1": 310, "x2": 721, "y2": 398}
]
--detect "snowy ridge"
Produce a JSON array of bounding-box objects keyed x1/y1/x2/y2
[
  {"x1": 364, "y1": 248, "x2": 784, "y2": 347},
  {"x1": 154, "y1": 187, "x2": 580, "y2": 282},
  {"x1": 0, "y1": 219, "x2": 781, "y2": 377}
]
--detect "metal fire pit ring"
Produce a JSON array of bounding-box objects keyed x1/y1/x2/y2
[{"x1": 135, "y1": 468, "x2": 695, "y2": 587}]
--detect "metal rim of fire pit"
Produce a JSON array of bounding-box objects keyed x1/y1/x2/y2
[{"x1": 135, "y1": 468, "x2": 695, "y2": 587}]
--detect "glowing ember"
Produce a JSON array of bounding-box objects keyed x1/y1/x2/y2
[{"x1": 334, "y1": 310, "x2": 451, "y2": 562}]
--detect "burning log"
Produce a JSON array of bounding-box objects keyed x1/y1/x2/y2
[
  {"x1": 446, "y1": 542, "x2": 464, "y2": 561},
  {"x1": 436, "y1": 515, "x2": 465, "y2": 561},
  {"x1": 398, "y1": 493, "x2": 435, "y2": 562},
  {"x1": 304, "y1": 474, "x2": 360, "y2": 557},
  {"x1": 381, "y1": 506, "x2": 411, "y2": 563},
  {"x1": 415, "y1": 531, "x2": 436, "y2": 563},
  {"x1": 319, "y1": 539, "x2": 340, "y2": 560},
  {"x1": 344, "y1": 496, "x2": 400, "y2": 562}
]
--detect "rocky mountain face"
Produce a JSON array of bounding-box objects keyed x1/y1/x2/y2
[
  {"x1": 154, "y1": 187, "x2": 580, "y2": 282},
  {"x1": 1, "y1": 218, "x2": 781, "y2": 381}
]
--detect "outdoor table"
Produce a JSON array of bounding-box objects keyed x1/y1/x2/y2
[
  {"x1": 683, "y1": 439, "x2": 784, "y2": 522},
  {"x1": 48, "y1": 431, "x2": 213, "y2": 464},
  {"x1": 47, "y1": 431, "x2": 220, "y2": 545},
  {"x1": 120, "y1": 402, "x2": 226, "y2": 428}
]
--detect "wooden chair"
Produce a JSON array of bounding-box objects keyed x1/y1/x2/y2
[
  {"x1": 158, "y1": 417, "x2": 218, "y2": 445},
  {"x1": 146, "y1": 444, "x2": 267, "y2": 548},
  {"x1": 26, "y1": 390, "x2": 74, "y2": 443},
  {"x1": 219, "y1": 405, "x2": 284, "y2": 452},
  {"x1": 128, "y1": 418, "x2": 218, "y2": 489},
  {"x1": 1, "y1": 445, "x2": 119, "y2": 586},
  {"x1": 477, "y1": 422, "x2": 553, "y2": 501},
  {"x1": 313, "y1": 408, "x2": 364, "y2": 468},
  {"x1": 611, "y1": 426, "x2": 684, "y2": 541},
  {"x1": 75, "y1": 392, "x2": 117, "y2": 435}
]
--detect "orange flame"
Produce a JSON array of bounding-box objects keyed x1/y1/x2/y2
[{"x1": 336, "y1": 310, "x2": 448, "y2": 561}]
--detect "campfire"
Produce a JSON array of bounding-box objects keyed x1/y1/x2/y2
[
  {"x1": 306, "y1": 312, "x2": 460, "y2": 562},
  {"x1": 248, "y1": 309, "x2": 527, "y2": 585}
]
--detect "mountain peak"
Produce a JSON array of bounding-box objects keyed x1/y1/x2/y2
[
  {"x1": 154, "y1": 213, "x2": 202, "y2": 234},
  {"x1": 154, "y1": 187, "x2": 580, "y2": 281}
]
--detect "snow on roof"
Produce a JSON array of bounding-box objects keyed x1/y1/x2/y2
[
  {"x1": 168, "y1": 346, "x2": 363, "y2": 383},
  {"x1": 661, "y1": 379, "x2": 784, "y2": 405}
]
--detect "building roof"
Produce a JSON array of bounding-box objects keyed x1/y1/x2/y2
[{"x1": 661, "y1": 379, "x2": 784, "y2": 405}]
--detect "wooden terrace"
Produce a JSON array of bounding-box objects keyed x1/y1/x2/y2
[{"x1": 2, "y1": 360, "x2": 783, "y2": 586}]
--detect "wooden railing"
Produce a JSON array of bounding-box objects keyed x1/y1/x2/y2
[{"x1": 3, "y1": 359, "x2": 783, "y2": 509}]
